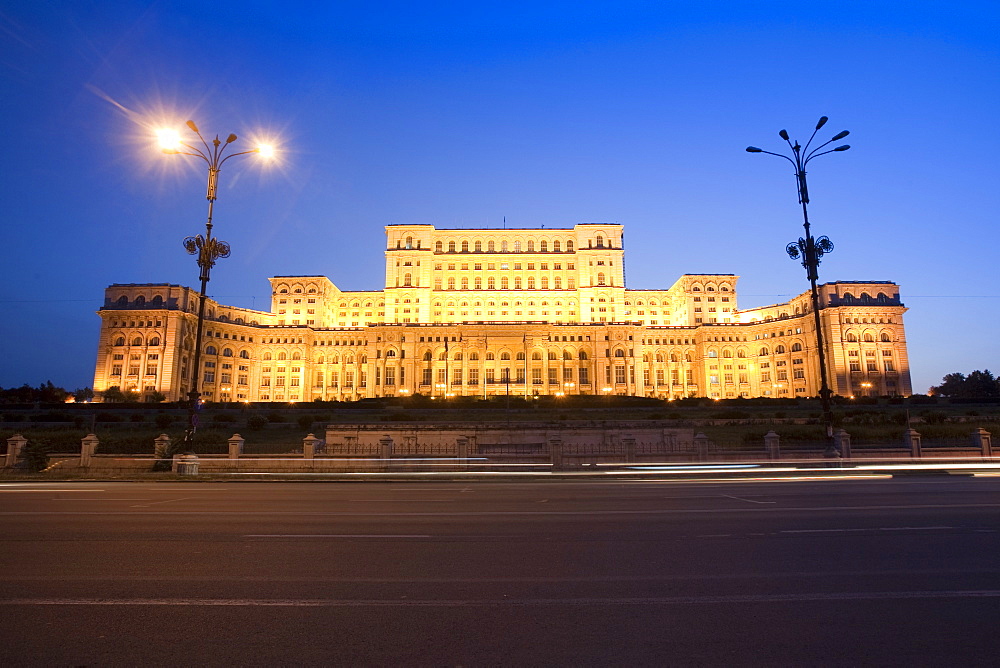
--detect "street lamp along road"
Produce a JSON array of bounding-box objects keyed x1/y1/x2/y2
[
  {"x1": 156, "y1": 121, "x2": 274, "y2": 461},
  {"x1": 747, "y1": 116, "x2": 850, "y2": 458}
]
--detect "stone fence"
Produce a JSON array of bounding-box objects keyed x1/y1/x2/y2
[{"x1": 1, "y1": 426, "x2": 994, "y2": 474}]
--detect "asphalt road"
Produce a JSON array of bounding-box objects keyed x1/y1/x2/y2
[{"x1": 1, "y1": 476, "x2": 999, "y2": 666}]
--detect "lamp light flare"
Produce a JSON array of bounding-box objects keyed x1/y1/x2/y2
[
  {"x1": 156, "y1": 128, "x2": 181, "y2": 150},
  {"x1": 257, "y1": 143, "x2": 275, "y2": 158}
]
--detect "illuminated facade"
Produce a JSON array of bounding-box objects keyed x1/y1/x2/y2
[{"x1": 93, "y1": 223, "x2": 912, "y2": 401}]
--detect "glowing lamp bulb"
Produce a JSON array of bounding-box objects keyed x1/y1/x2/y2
[
  {"x1": 156, "y1": 128, "x2": 181, "y2": 151},
  {"x1": 257, "y1": 144, "x2": 275, "y2": 158}
]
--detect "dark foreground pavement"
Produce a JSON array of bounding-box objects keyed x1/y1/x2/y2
[{"x1": 1, "y1": 476, "x2": 998, "y2": 666}]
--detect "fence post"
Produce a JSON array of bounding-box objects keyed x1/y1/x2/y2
[
  {"x1": 694, "y1": 432, "x2": 709, "y2": 462},
  {"x1": 835, "y1": 429, "x2": 852, "y2": 459},
  {"x1": 228, "y1": 433, "x2": 245, "y2": 460},
  {"x1": 379, "y1": 434, "x2": 393, "y2": 470},
  {"x1": 549, "y1": 434, "x2": 564, "y2": 471},
  {"x1": 80, "y1": 433, "x2": 99, "y2": 468},
  {"x1": 456, "y1": 436, "x2": 469, "y2": 470},
  {"x1": 153, "y1": 434, "x2": 172, "y2": 468},
  {"x1": 622, "y1": 434, "x2": 636, "y2": 464},
  {"x1": 5, "y1": 434, "x2": 27, "y2": 467},
  {"x1": 302, "y1": 433, "x2": 318, "y2": 459},
  {"x1": 972, "y1": 428, "x2": 992, "y2": 459},
  {"x1": 905, "y1": 428, "x2": 922, "y2": 458},
  {"x1": 764, "y1": 430, "x2": 780, "y2": 460}
]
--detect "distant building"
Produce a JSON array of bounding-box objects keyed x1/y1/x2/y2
[{"x1": 92, "y1": 223, "x2": 912, "y2": 401}]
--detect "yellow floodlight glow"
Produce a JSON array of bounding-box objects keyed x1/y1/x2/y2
[
  {"x1": 256, "y1": 143, "x2": 275, "y2": 159},
  {"x1": 156, "y1": 128, "x2": 182, "y2": 151}
]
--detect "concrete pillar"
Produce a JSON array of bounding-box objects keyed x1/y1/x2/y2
[
  {"x1": 972, "y1": 428, "x2": 992, "y2": 458},
  {"x1": 457, "y1": 436, "x2": 469, "y2": 469},
  {"x1": 622, "y1": 434, "x2": 636, "y2": 463},
  {"x1": 154, "y1": 433, "x2": 172, "y2": 458},
  {"x1": 379, "y1": 434, "x2": 393, "y2": 470},
  {"x1": 905, "y1": 428, "x2": 922, "y2": 458},
  {"x1": 694, "y1": 432, "x2": 709, "y2": 462},
  {"x1": 764, "y1": 430, "x2": 780, "y2": 460},
  {"x1": 80, "y1": 433, "x2": 99, "y2": 468},
  {"x1": 835, "y1": 429, "x2": 852, "y2": 459},
  {"x1": 302, "y1": 433, "x2": 319, "y2": 459},
  {"x1": 549, "y1": 434, "x2": 564, "y2": 470},
  {"x1": 5, "y1": 434, "x2": 27, "y2": 468},
  {"x1": 228, "y1": 433, "x2": 245, "y2": 460}
]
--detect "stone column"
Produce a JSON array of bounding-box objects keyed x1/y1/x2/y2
[
  {"x1": 302, "y1": 433, "x2": 319, "y2": 459},
  {"x1": 379, "y1": 434, "x2": 393, "y2": 470},
  {"x1": 622, "y1": 434, "x2": 636, "y2": 464},
  {"x1": 972, "y1": 428, "x2": 992, "y2": 458},
  {"x1": 835, "y1": 429, "x2": 852, "y2": 459},
  {"x1": 764, "y1": 430, "x2": 780, "y2": 460},
  {"x1": 228, "y1": 434, "x2": 245, "y2": 460},
  {"x1": 549, "y1": 434, "x2": 564, "y2": 471},
  {"x1": 694, "y1": 432, "x2": 709, "y2": 462},
  {"x1": 5, "y1": 434, "x2": 27, "y2": 468},
  {"x1": 80, "y1": 433, "x2": 99, "y2": 468},
  {"x1": 905, "y1": 428, "x2": 922, "y2": 458},
  {"x1": 457, "y1": 436, "x2": 469, "y2": 470}
]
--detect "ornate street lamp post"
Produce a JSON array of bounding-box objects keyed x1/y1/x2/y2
[
  {"x1": 746, "y1": 116, "x2": 850, "y2": 458},
  {"x1": 156, "y1": 121, "x2": 273, "y2": 455}
]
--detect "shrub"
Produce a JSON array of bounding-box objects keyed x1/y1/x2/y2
[
  {"x1": 247, "y1": 414, "x2": 269, "y2": 431},
  {"x1": 266, "y1": 411, "x2": 287, "y2": 423},
  {"x1": 22, "y1": 438, "x2": 51, "y2": 472},
  {"x1": 129, "y1": 413, "x2": 146, "y2": 423},
  {"x1": 297, "y1": 414, "x2": 316, "y2": 430},
  {"x1": 95, "y1": 412, "x2": 123, "y2": 423},
  {"x1": 211, "y1": 413, "x2": 237, "y2": 424},
  {"x1": 154, "y1": 413, "x2": 174, "y2": 429}
]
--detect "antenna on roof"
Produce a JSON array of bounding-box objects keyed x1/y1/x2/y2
[{"x1": 503, "y1": 216, "x2": 506, "y2": 229}]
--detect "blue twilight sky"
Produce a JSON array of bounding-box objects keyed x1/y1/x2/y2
[{"x1": 1, "y1": 1, "x2": 997, "y2": 394}]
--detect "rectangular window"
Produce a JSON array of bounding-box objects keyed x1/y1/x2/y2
[
  {"x1": 615, "y1": 365, "x2": 626, "y2": 384},
  {"x1": 532, "y1": 368, "x2": 543, "y2": 384},
  {"x1": 884, "y1": 361, "x2": 895, "y2": 372},
  {"x1": 422, "y1": 368, "x2": 433, "y2": 386},
  {"x1": 385, "y1": 367, "x2": 395, "y2": 385},
  {"x1": 468, "y1": 368, "x2": 479, "y2": 385},
  {"x1": 548, "y1": 367, "x2": 558, "y2": 384}
]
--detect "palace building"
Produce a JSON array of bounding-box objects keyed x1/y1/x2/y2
[{"x1": 92, "y1": 223, "x2": 912, "y2": 402}]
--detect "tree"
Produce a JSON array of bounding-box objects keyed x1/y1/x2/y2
[
  {"x1": 102, "y1": 386, "x2": 124, "y2": 403},
  {"x1": 74, "y1": 387, "x2": 95, "y2": 402},
  {"x1": 929, "y1": 370, "x2": 1000, "y2": 398}
]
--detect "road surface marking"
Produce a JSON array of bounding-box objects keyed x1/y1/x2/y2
[
  {"x1": 723, "y1": 495, "x2": 775, "y2": 504},
  {"x1": 130, "y1": 497, "x2": 194, "y2": 508},
  {"x1": 781, "y1": 526, "x2": 955, "y2": 534},
  {"x1": 4, "y1": 590, "x2": 1000, "y2": 606}
]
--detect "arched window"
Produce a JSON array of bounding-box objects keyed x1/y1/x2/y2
[
  {"x1": 517, "y1": 352, "x2": 526, "y2": 360},
  {"x1": 454, "y1": 352, "x2": 462, "y2": 360},
  {"x1": 475, "y1": 241, "x2": 482, "y2": 252},
  {"x1": 222, "y1": 348, "x2": 234, "y2": 357},
  {"x1": 205, "y1": 345, "x2": 217, "y2": 355},
  {"x1": 864, "y1": 333, "x2": 875, "y2": 342},
  {"x1": 685, "y1": 352, "x2": 693, "y2": 362},
  {"x1": 553, "y1": 240, "x2": 561, "y2": 252},
  {"x1": 135, "y1": 296, "x2": 145, "y2": 307},
  {"x1": 263, "y1": 352, "x2": 272, "y2": 360},
  {"x1": 501, "y1": 241, "x2": 508, "y2": 251},
  {"x1": 469, "y1": 352, "x2": 479, "y2": 361},
  {"x1": 655, "y1": 353, "x2": 664, "y2": 363},
  {"x1": 386, "y1": 349, "x2": 397, "y2": 357},
  {"x1": 596, "y1": 235, "x2": 604, "y2": 248},
  {"x1": 567, "y1": 240, "x2": 574, "y2": 251},
  {"x1": 292, "y1": 352, "x2": 302, "y2": 360},
  {"x1": 563, "y1": 349, "x2": 573, "y2": 360},
  {"x1": 597, "y1": 273, "x2": 606, "y2": 286},
  {"x1": 488, "y1": 241, "x2": 495, "y2": 251},
  {"x1": 148, "y1": 337, "x2": 160, "y2": 346},
  {"x1": 277, "y1": 352, "x2": 287, "y2": 360},
  {"x1": 513, "y1": 241, "x2": 521, "y2": 252},
  {"x1": 670, "y1": 352, "x2": 679, "y2": 362},
  {"x1": 527, "y1": 241, "x2": 534, "y2": 251},
  {"x1": 527, "y1": 277, "x2": 535, "y2": 289},
  {"x1": 114, "y1": 336, "x2": 125, "y2": 346},
  {"x1": 403, "y1": 273, "x2": 412, "y2": 287},
  {"x1": 846, "y1": 333, "x2": 858, "y2": 342},
  {"x1": 791, "y1": 342, "x2": 803, "y2": 352},
  {"x1": 708, "y1": 350, "x2": 718, "y2": 358},
  {"x1": 461, "y1": 241, "x2": 469, "y2": 252},
  {"x1": 488, "y1": 277, "x2": 496, "y2": 289},
  {"x1": 880, "y1": 333, "x2": 891, "y2": 342},
  {"x1": 423, "y1": 351, "x2": 432, "y2": 361},
  {"x1": 486, "y1": 352, "x2": 495, "y2": 360},
  {"x1": 475, "y1": 277, "x2": 482, "y2": 289},
  {"x1": 614, "y1": 349, "x2": 625, "y2": 358},
  {"x1": 500, "y1": 352, "x2": 511, "y2": 360},
  {"x1": 514, "y1": 277, "x2": 522, "y2": 289},
  {"x1": 723, "y1": 350, "x2": 733, "y2": 358},
  {"x1": 438, "y1": 352, "x2": 447, "y2": 360},
  {"x1": 405, "y1": 236, "x2": 413, "y2": 249},
  {"x1": 240, "y1": 350, "x2": 250, "y2": 359},
  {"x1": 540, "y1": 240, "x2": 548, "y2": 252},
  {"x1": 151, "y1": 295, "x2": 163, "y2": 307},
  {"x1": 501, "y1": 277, "x2": 508, "y2": 289},
  {"x1": 775, "y1": 345, "x2": 786, "y2": 354},
  {"x1": 759, "y1": 347, "x2": 769, "y2": 356}
]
